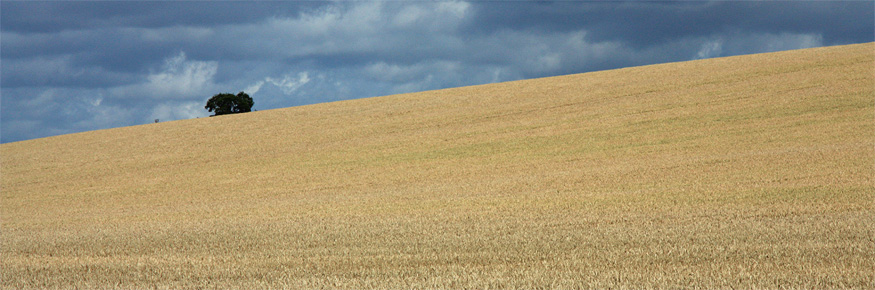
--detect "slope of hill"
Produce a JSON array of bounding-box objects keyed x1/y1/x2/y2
[{"x1": 2, "y1": 43, "x2": 873, "y2": 289}]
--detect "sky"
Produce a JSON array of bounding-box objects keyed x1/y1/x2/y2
[{"x1": 1, "y1": 1, "x2": 873, "y2": 143}]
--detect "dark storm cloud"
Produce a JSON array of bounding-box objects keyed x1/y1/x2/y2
[
  {"x1": 2, "y1": 1, "x2": 873, "y2": 143},
  {"x1": 0, "y1": 1, "x2": 322, "y2": 33},
  {"x1": 465, "y1": 1, "x2": 873, "y2": 47}
]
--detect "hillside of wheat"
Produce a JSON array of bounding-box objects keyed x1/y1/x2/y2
[{"x1": 2, "y1": 43, "x2": 873, "y2": 289}]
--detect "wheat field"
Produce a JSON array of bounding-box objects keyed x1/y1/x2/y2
[{"x1": 2, "y1": 43, "x2": 873, "y2": 289}]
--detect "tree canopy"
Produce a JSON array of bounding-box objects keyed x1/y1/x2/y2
[{"x1": 205, "y1": 92, "x2": 254, "y2": 116}]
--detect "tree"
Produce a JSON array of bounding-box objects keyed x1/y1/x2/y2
[{"x1": 205, "y1": 92, "x2": 254, "y2": 116}]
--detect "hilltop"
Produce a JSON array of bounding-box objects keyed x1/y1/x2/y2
[{"x1": 2, "y1": 43, "x2": 873, "y2": 289}]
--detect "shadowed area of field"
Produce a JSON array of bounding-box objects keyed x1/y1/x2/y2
[{"x1": 2, "y1": 43, "x2": 873, "y2": 289}]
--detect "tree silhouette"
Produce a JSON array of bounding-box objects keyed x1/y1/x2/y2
[{"x1": 205, "y1": 92, "x2": 254, "y2": 116}]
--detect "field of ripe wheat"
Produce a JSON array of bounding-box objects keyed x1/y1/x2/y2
[{"x1": 2, "y1": 43, "x2": 873, "y2": 289}]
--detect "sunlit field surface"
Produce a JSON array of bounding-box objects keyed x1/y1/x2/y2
[{"x1": 2, "y1": 43, "x2": 872, "y2": 289}]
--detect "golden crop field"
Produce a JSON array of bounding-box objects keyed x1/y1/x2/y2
[{"x1": 2, "y1": 43, "x2": 873, "y2": 289}]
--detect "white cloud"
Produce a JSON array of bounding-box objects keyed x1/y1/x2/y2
[
  {"x1": 393, "y1": 0, "x2": 470, "y2": 31},
  {"x1": 89, "y1": 95, "x2": 103, "y2": 107},
  {"x1": 696, "y1": 39, "x2": 724, "y2": 59},
  {"x1": 24, "y1": 89, "x2": 57, "y2": 110},
  {"x1": 361, "y1": 60, "x2": 465, "y2": 94},
  {"x1": 145, "y1": 52, "x2": 218, "y2": 98},
  {"x1": 244, "y1": 81, "x2": 266, "y2": 95},
  {"x1": 105, "y1": 51, "x2": 218, "y2": 100},
  {"x1": 692, "y1": 32, "x2": 823, "y2": 58},
  {"x1": 220, "y1": 1, "x2": 471, "y2": 60},
  {"x1": 71, "y1": 99, "x2": 139, "y2": 133},
  {"x1": 466, "y1": 29, "x2": 626, "y2": 76},
  {"x1": 437, "y1": 1, "x2": 470, "y2": 19},
  {"x1": 393, "y1": 5, "x2": 425, "y2": 27},
  {"x1": 253, "y1": 1, "x2": 389, "y2": 55},
  {"x1": 365, "y1": 62, "x2": 421, "y2": 82},
  {"x1": 264, "y1": 72, "x2": 311, "y2": 95}
]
